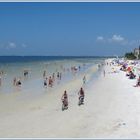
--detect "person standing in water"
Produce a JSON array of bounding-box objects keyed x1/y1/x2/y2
[
  {"x1": 52, "y1": 73, "x2": 55, "y2": 82},
  {"x1": 44, "y1": 77, "x2": 47, "y2": 88},
  {"x1": 49, "y1": 76, "x2": 53, "y2": 87},
  {"x1": 59, "y1": 72, "x2": 62, "y2": 80},
  {"x1": 103, "y1": 70, "x2": 106, "y2": 77},
  {"x1": 13, "y1": 77, "x2": 16, "y2": 86},
  {"x1": 23, "y1": 70, "x2": 28, "y2": 77},
  {"x1": 57, "y1": 72, "x2": 60, "y2": 79},
  {"x1": 16, "y1": 78, "x2": 22, "y2": 86},
  {"x1": 0, "y1": 75, "x2": 2, "y2": 86},
  {"x1": 43, "y1": 71, "x2": 46, "y2": 78},
  {"x1": 83, "y1": 76, "x2": 86, "y2": 84}
]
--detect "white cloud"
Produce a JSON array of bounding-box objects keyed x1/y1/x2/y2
[
  {"x1": 0, "y1": 42, "x2": 28, "y2": 50},
  {"x1": 96, "y1": 36, "x2": 104, "y2": 41},
  {"x1": 96, "y1": 34, "x2": 140, "y2": 47},
  {"x1": 108, "y1": 34, "x2": 125, "y2": 43},
  {"x1": 7, "y1": 42, "x2": 16, "y2": 49},
  {"x1": 111, "y1": 34, "x2": 124, "y2": 42}
]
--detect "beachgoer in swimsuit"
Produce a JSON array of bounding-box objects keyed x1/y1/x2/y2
[
  {"x1": 57, "y1": 72, "x2": 59, "y2": 79},
  {"x1": 78, "y1": 87, "x2": 85, "y2": 100},
  {"x1": 49, "y1": 76, "x2": 53, "y2": 87},
  {"x1": 23, "y1": 70, "x2": 28, "y2": 77},
  {"x1": 83, "y1": 76, "x2": 86, "y2": 84},
  {"x1": 44, "y1": 78, "x2": 47, "y2": 87},
  {"x1": 52, "y1": 73, "x2": 55, "y2": 82},
  {"x1": 16, "y1": 79, "x2": 21, "y2": 86},
  {"x1": 43, "y1": 71, "x2": 46, "y2": 78},
  {"x1": 13, "y1": 77, "x2": 16, "y2": 86},
  {"x1": 59, "y1": 72, "x2": 62, "y2": 80},
  {"x1": 61, "y1": 90, "x2": 68, "y2": 106},
  {"x1": 136, "y1": 76, "x2": 140, "y2": 87}
]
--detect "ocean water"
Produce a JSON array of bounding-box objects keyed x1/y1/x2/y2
[{"x1": 0, "y1": 56, "x2": 105, "y2": 98}]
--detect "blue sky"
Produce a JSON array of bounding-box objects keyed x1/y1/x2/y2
[{"x1": 0, "y1": 2, "x2": 140, "y2": 56}]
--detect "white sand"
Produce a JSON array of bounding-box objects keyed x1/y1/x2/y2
[{"x1": 1, "y1": 59, "x2": 140, "y2": 138}]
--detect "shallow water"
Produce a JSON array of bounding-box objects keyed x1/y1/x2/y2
[{"x1": 0, "y1": 57, "x2": 105, "y2": 100}]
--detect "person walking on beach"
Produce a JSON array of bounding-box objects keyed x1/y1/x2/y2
[
  {"x1": 61, "y1": 90, "x2": 68, "y2": 104},
  {"x1": 78, "y1": 87, "x2": 85, "y2": 100},
  {"x1": 78, "y1": 87, "x2": 85, "y2": 105},
  {"x1": 61, "y1": 90, "x2": 68, "y2": 110}
]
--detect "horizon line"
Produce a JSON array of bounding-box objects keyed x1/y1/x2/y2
[{"x1": 0, "y1": 55, "x2": 123, "y2": 57}]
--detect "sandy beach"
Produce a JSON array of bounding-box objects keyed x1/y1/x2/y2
[
  {"x1": 1, "y1": 2, "x2": 140, "y2": 139},
  {"x1": 0, "y1": 58, "x2": 140, "y2": 138}
]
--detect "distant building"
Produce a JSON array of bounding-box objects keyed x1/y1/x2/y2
[{"x1": 134, "y1": 46, "x2": 140, "y2": 59}]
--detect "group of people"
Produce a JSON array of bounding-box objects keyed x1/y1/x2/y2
[
  {"x1": 43, "y1": 76, "x2": 54, "y2": 88},
  {"x1": 61, "y1": 87, "x2": 85, "y2": 110},
  {"x1": 0, "y1": 63, "x2": 88, "y2": 107},
  {"x1": 13, "y1": 70, "x2": 29, "y2": 87},
  {"x1": 118, "y1": 60, "x2": 140, "y2": 87},
  {"x1": 42, "y1": 64, "x2": 85, "y2": 89},
  {"x1": 126, "y1": 70, "x2": 136, "y2": 79}
]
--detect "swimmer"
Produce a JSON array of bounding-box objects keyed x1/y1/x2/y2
[
  {"x1": 16, "y1": 78, "x2": 21, "y2": 86},
  {"x1": 13, "y1": 77, "x2": 16, "y2": 86},
  {"x1": 49, "y1": 76, "x2": 53, "y2": 87},
  {"x1": 44, "y1": 77, "x2": 47, "y2": 88}
]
